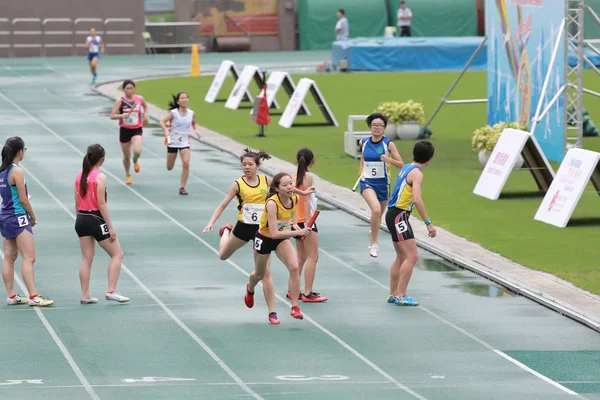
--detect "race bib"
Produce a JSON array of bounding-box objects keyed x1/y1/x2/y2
[
  {"x1": 123, "y1": 110, "x2": 139, "y2": 125},
  {"x1": 277, "y1": 220, "x2": 290, "y2": 232},
  {"x1": 89, "y1": 44, "x2": 99, "y2": 53},
  {"x1": 395, "y1": 220, "x2": 408, "y2": 234},
  {"x1": 99, "y1": 224, "x2": 109, "y2": 235},
  {"x1": 364, "y1": 161, "x2": 385, "y2": 179},
  {"x1": 242, "y1": 203, "x2": 263, "y2": 224},
  {"x1": 17, "y1": 215, "x2": 28, "y2": 227}
]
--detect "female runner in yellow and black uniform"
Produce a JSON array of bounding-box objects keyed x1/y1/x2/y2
[{"x1": 244, "y1": 172, "x2": 311, "y2": 321}]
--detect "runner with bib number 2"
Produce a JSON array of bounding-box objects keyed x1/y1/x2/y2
[
  {"x1": 385, "y1": 141, "x2": 436, "y2": 307},
  {"x1": 358, "y1": 113, "x2": 404, "y2": 258}
]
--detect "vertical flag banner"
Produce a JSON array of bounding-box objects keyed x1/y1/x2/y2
[{"x1": 487, "y1": 0, "x2": 566, "y2": 162}]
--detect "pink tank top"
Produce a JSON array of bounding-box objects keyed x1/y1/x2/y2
[
  {"x1": 75, "y1": 169, "x2": 101, "y2": 211},
  {"x1": 119, "y1": 94, "x2": 143, "y2": 129}
]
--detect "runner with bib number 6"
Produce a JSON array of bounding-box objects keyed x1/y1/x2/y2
[{"x1": 358, "y1": 113, "x2": 404, "y2": 258}]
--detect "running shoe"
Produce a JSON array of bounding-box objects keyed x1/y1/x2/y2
[
  {"x1": 219, "y1": 224, "x2": 233, "y2": 237},
  {"x1": 29, "y1": 295, "x2": 54, "y2": 307},
  {"x1": 286, "y1": 291, "x2": 302, "y2": 300},
  {"x1": 368, "y1": 231, "x2": 378, "y2": 257},
  {"x1": 268, "y1": 312, "x2": 280, "y2": 325},
  {"x1": 125, "y1": 175, "x2": 132, "y2": 185},
  {"x1": 92, "y1": 73, "x2": 97, "y2": 84},
  {"x1": 179, "y1": 187, "x2": 188, "y2": 196},
  {"x1": 134, "y1": 161, "x2": 140, "y2": 173},
  {"x1": 387, "y1": 295, "x2": 400, "y2": 304},
  {"x1": 290, "y1": 306, "x2": 303, "y2": 320},
  {"x1": 301, "y1": 292, "x2": 328, "y2": 302},
  {"x1": 244, "y1": 283, "x2": 254, "y2": 308},
  {"x1": 397, "y1": 295, "x2": 419, "y2": 306},
  {"x1": 80, "y1": 295, "x2": 98, "y2": 304},
  {"x1": 6, "y1": 294, "x2": 28, "y2": 305},
  {"x1": 105, "y1": 291, "x2": 130, "y2": 303}
]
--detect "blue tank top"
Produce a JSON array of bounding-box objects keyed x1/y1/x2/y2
[
  {"x1": 388, "y1": 164, "x2": 421, "y2": 212},
  {"x1": 361, "y1": 136, "x2": 391, "y2": 184},
  {"x1": 0, "y1": 164, "x2": 27, "y2": 216}
]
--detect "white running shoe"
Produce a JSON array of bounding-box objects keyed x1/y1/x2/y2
[
  {"x1": 6, "y1": 294, "x2": 28, "y2": 305},
  {"x1": 28, "y1": 295, "x2": 54, "y2": 307},
  {"x1": 105, "y1": 291, "x2": 130, "y2": 303},
  {"x1": 369, "y1": 243, "x2": 379, "y2": 258},
  {"x1": 80, "y1": 295, "x2": 98, "y2": 304}
]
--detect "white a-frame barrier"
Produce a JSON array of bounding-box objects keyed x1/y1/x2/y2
[
  {"x1": 474, "y1": 129, "x2": 555, "y2": 200},
  {"x1": 251, "y1": 71, "x2": 310, "y2": 116},
  {"x1": 279, "y1": 78, "x2": 338, "y2": 128},
  {"x1": 225, "y1": 65, "x2": 280, "y2": 110},
  {"x1": 534, "y1": 148, "x2": 600, "y2": 228},
  {"x1": 205, "y1": 60, "x2": 250, "y2": 103}
]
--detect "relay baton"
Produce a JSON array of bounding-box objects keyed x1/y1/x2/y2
[
  {"x1": 352, "y1": 177, "x2": 360, "y2": 192},
  {"x1": 301, "y1": 210, "x2": 320, "y2": 241}
]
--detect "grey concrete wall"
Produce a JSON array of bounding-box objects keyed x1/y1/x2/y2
[{"x1": 1, "y1": 0, "x2": 145, "y2": 57}]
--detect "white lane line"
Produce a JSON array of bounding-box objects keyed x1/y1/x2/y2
[
  {"x1": 0, "y1": 250, "x2": 101, "y2": 400},
  {"x1": 0, "y1": 91, "x2": 426, "y2": 400}
]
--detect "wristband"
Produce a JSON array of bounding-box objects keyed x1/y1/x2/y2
[{"x1": 424, "y1": 218, "x2": 432, "y2": 225}]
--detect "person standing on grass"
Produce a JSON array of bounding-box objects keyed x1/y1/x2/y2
[
  {"x1": 289, "y1": 148, "x2": 327, "y2": 303},
  {"x1": 74, "y1": 144, "x2": 129, "y2": 304},
  {"x1": 110, "y1": 79, "x2": 148, "y2": 186},
  {"x1": 385, "y1": 141, "x2": 436, "y2": 307},
  {"x1": 358, "y1": 113, "x2": 404, "y2": 258},
  {"x1": 1, "y1": 137, "x2": 54, "y2": 307},
  {"x1": 159, "y1": 92, "x2": 201, "y2": 195}
]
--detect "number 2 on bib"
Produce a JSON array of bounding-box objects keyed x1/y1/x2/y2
[{"x1": 17, "y1": 216, "x2": 28, "y2": 227}]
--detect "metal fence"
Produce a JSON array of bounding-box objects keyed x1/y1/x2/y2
[{"x1": 1, "y1": 17, "x2": 135, "y2": 57}]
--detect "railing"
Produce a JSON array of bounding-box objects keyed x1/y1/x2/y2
[{"x1": 3, "y1": 17, "x2": 135, "y2": 57}]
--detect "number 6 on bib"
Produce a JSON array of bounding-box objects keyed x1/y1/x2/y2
[{"x1": 242, "y1": 204, "x2": 263, "y2": 224}]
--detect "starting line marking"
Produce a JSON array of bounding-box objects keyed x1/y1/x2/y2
[
  {"x1": 275, "y1": 375, "x2": 349, "y2": 381},
  {"x1": 121, "y1": 377, "x2": 196, "y2": 383},
  {"x1": 0, "y1": 380, "x2": 44, "y2": 386}
]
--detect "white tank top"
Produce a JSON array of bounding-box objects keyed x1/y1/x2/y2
[{"x1": 169, "y1": 108, "x2": 194, "y2": 148}]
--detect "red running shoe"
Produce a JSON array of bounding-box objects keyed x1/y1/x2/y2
[
  {"x1": 219, "y1": 224, "x2": 233, "y2": 237},
  {"x1": 244, "y1": 283, "x2": 254, "y2": 308},
  {"x1": 290, "y1": 306, "x2": 303, "y2": 320}
]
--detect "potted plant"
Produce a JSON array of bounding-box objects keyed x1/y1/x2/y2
[
  {"x1": 394, "y1": 100, "x2": 425, "y2": 140},
  {"x1": 375, "y1": 102, "x2": 400, "y2": 139},
  {"x1": 472, "y1": 121, "x2": 526, "y2": 168}
]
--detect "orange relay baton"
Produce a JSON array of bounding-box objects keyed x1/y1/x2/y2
[{"x1": 300, "y1": 210, "x2": 320, "y2": 241}]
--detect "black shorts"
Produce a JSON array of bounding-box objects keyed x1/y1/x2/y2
[
  {"x1": 385, "y1": 207, "x2": 415, "y2": 242},
  {"x1": 253, "y1": 232, "x2": 286, "y2": 255},
  {"x1": 292, "y1": 221, "x2": 318, "y2": 240},
  {"x1": 232, "y1": 221, "x2": 258, "y2": 242},
  {"x1": 75, "y1": 211, "x2": 110, "y2": 242},
  {"x1": 167, "y1": 146, "x2": 190, "y2": 154},
  {"x1": 119, "y1": 127, "x2": 143, "y2": 143}
]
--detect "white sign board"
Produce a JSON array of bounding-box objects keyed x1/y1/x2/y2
[
  {"x1": 473, "y1": 128, "x2": 554, "y2": 200},
  {"x1": 205, "y1": 60, "x2": 250, "y2": 103},
  {"x1": 260, "y1": 71, "x2": 309, "y2": 116},
  {"x1": 225, "y1": 65, "x2": 259, "y2": 110},
  {"x1": 279, "y1": 78, "x2": 338, "y2": 129},
  {"x1": 473, "y1": 129, "x2": 531, "y2": 199},
  {"x1": 534, "y1": 148, "x2": 600, "y2": 228}
]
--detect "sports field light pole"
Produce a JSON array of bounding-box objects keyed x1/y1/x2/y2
[{"x1": 421, "y1": 36, "x2": 488, "y2": 132}]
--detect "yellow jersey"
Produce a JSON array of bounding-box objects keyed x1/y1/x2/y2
[
  {"x1": 236, "y1": 175, "x2": 269, "y2": 224},
  {"x1": 388, "y1": 164, "x2": 420, "y2": 212},
  {"x1": 258, "y1": 193, "x2": 297, "y2": 238}
]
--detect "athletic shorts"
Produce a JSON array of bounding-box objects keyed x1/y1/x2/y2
[
  {"x1": 167, "y1": 146, "x2": 190, "y2": 154},
  {"x1": 87, "y1": 52, "x2": 99, "y2": 61},
  {"x1": 119, "y1": 127, "x2": 143, "y2": 144},
  {"x1": 75, "y1": 211, "x2": 110, "y2": 242},
  {"x1": 360, "y1": 180, "x2": 389, "y2": 202},
  {"x1": 0, "y1": 214, "x2": 33, "y2": 240},
  {"x1": 232, "y1": 221, "x2": 258, "y2": 242},
  {"x1": 253, "y1": 232, "x2": 286, "y2": 255},
  {"x1": 292, "y1": 221, "x2": 318, "y2": 240},
  {"x1": 385, "y1": 207, "x2": 415, "y2": 242}
]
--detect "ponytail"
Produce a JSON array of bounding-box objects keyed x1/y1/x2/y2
[
  {"x1": 0, "y1": 137, "x2": 25, "y2": 173},
  {"x1": 79, "y1": 154, "x2": 92, "y2": 197},
  {"x1": 79, "y1": 143, "x2": 106, "y2": 197},
  {"x1": 167, "y1": 92, "x2": 188, "y2": 110},
  {"x1": 295, "y1": 148, "x2": 314, "y2": 188},
  {"x1": 240, "y1": 147, "x2": 271, "y2": 166},
  {"x1": 0, "y1": 145, "x2": 14, "y2": 172}
]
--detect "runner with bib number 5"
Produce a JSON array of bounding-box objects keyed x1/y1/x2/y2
[
  {"x1": 385, "y1": 141, "x2": 436, "y2": 307},
  {"x1": 358, "y1": 113, "x2": 404, "y2": 258},
  {"x1": 74, "y1": 144, "x2": 129, "y2": 304}
]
